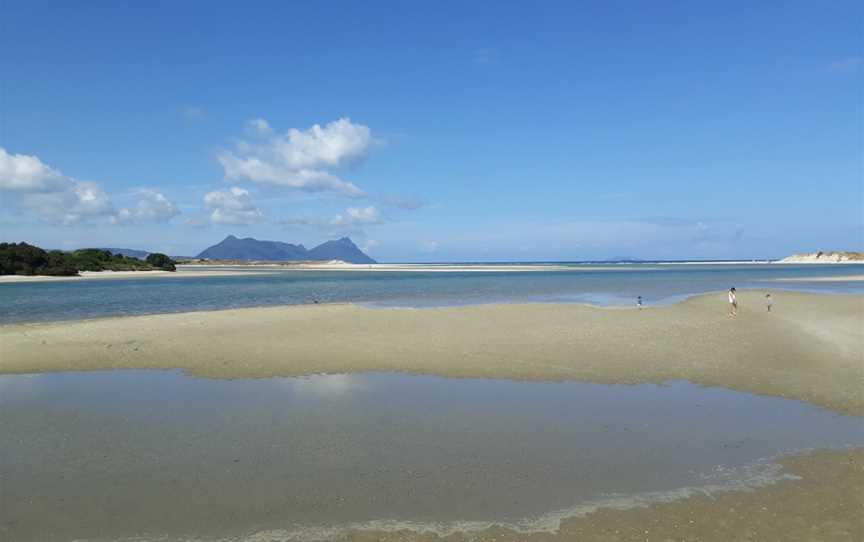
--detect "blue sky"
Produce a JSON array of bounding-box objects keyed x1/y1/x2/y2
[{"x1": 1, "y1": 0, "x2": 861, "y2": 261}]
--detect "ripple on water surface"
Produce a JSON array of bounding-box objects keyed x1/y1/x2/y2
[{"x1": 1, "y1": 371, "x2": 862, "y2": 541}]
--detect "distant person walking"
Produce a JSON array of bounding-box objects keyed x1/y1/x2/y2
[
  {"x1": 765, "y1": 293, "x2": 773, "y2": 312},
  {"x1": 636, "y1": 296, "x2": 643, "y2": 310},
  {"x1": 728, "y1": 287, "x2": 738, "y2": 318}
]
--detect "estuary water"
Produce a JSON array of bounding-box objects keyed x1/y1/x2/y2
[
  {"x1": 0, "y1": 263, "x2": 862, "y2": 324},
  {"x1": 1, "y1": 371, "x2": 862, "y2": 542}
]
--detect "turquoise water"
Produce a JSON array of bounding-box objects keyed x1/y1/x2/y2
[{"x1": 1, "y1": 263, "x2": 862, "y2": 324}]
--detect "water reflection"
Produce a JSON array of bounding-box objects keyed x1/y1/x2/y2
[{"x1": 1, "y1": 371, "x2": 862, "y2": 542}]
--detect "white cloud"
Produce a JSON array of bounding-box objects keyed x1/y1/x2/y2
[
  {"x1": 362, "y1": 239, "x2": 380, "y2": 252},
  {"x1": 23, "y1": 181, "x2": 114, "y2": 226},
  {"x1": 279, "y1": 205, "x2": 385, "y2": 236},
  {"x1": 246, "y1": 118, "x2": 273, "y2": 137},
  {"x1": 330, "y1": 206, "x2": 384, "y2": 234},
  {"x1": 203, "y1": 186, "x2": 264, "y2": 225},
  {"x1": 218, "y1": 117, "x2": 375, "y2": 197},
  {"x1": 0, "y1": 147, "x2": 69, "y2": 192},
  {"x1": 422, "y1": 240, "x2": 440, "y2": 253},
  {"x1": 332, "y1": 206, "x2": 382, "y2": 226},
  {"x1": 113, "y1": 189, "x2": 180, "y2": 225},
  {"x1": 0, "y1": 147, "x2": 116, "y2": 225}
]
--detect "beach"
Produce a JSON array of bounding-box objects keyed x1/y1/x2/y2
[
  {"x1": 3, "y1": 290, "x2": 861, "y2": 414},
  {"x1": 2, "y1": 290, "x2": 862, "y2": 540},
  {"x1": 343, "y1": 449, "x2": 863, "y2": 542}
]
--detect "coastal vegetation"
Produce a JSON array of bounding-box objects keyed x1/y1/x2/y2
[{"x1": 0, "y1": 242, "x2": 176, "y2": 276}]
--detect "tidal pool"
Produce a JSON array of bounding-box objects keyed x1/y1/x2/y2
[{"x1": 1, "y1": 371, "x2": 862, "y2": 541}]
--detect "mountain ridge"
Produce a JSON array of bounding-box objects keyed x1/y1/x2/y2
[{"x1": 196, "y1": 235, "x2": 376, "y2": 264}]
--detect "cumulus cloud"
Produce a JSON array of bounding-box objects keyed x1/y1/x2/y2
[
  {"x1": 204, "y1": 186, "x2": 264, "y2": 225},
  {"x1": 218, "y1": 117, "x2": 374, "y2": 197},
  {"x1": 278, "y1": 205, "x2": 385, "y2": 237},
  {"x1": 331, "y1": 205, "x2": 383, "y2": 228},
  {"x1": 23, "y1": 181, "x2": 114, "y2": 226},
  {"x1": 246, "y1": 118, "x2": 273, "y2": 137},
  {"x1": 113, "y1": 189, "x2": 180, "y2": 225},
  {"x1": 0, "y1": 147, "x2": 69, "y2": 192},
  {"x1": 0, "y1": 147, "x2": 116, "y2": 225}
]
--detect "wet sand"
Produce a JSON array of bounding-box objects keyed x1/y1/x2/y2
[
  {"x1": 8, "y1": 371, "x2": 861, "y2": 541},
  {"x1": 346, "y1": 449, "x2": 863, "y2": 542},
  {"x1": 2, "y1": 290, "x2": 862, "y2": 415},
  {"x1": 2, "y1": 290, "x2": 862, "y2": 540}
]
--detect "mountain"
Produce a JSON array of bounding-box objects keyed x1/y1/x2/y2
[
  {"x1": 196, "y1": 235, "x2": 376, "y2": 264},
  {"x1": 307, "y1": 237, "x2": 376, "y2": 264},
  {"x1": 196, "y1": 235, "x2": 308, "y2": 260}
]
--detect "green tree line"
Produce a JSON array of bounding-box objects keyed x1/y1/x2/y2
[{"x1": 0, "y1": 243, "x2": 176, "y2": 276}]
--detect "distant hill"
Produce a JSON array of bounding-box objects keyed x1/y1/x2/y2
[
  {"x1": 196, "y1": 235, "x2": 376, "y2": 264},
  {"x1": 307, "y1": 237, "x2": 376, "y2": 264},
  {"x1": 778, "y1": 251, "x2": 864, "y2": 264},
  {"x1": 99, "y1": 247, "x2": 150, "y2": 259},
  {"x1": 197, "y1": 235, "x2": 308, "y2": 261}
]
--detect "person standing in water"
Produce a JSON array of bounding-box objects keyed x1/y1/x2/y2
[
  {"x1": 636, "y1": 296, "x2": 643, "y2": 310},
  {"x1": 728, "y1": 287, "x2": 738, "y2": 318},
  {"x1": 765, "y1": 293, "x2": 773, "y2": 312}
]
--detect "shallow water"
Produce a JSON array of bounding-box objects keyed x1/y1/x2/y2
[
  {"x1": 1, "y1": 371, "x2": 862, "y2": 541},
  {"x1": 0, "y1": 263, "x2": 862, "y2": 324}
]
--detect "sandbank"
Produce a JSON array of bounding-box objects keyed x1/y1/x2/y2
[{"x1": 2, "y1": 290, "x2": 862, "y2": 415}]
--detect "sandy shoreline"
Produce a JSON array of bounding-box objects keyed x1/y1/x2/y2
[
  {"x1": 2, "y1": 290, "x2": 862, "y2": 415},
  {"x1": 343, "y1": 448, "x2": 863, "y2": 542},
  {"x1": 2, "y1": 290, "x2": 862, "y2": 540},
  {"x1": 766, "y1": 275, "x2": 864, "y2": 283},
  {"x1": 0, "y1": 269, "x2": 275, "y2": 283}
]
